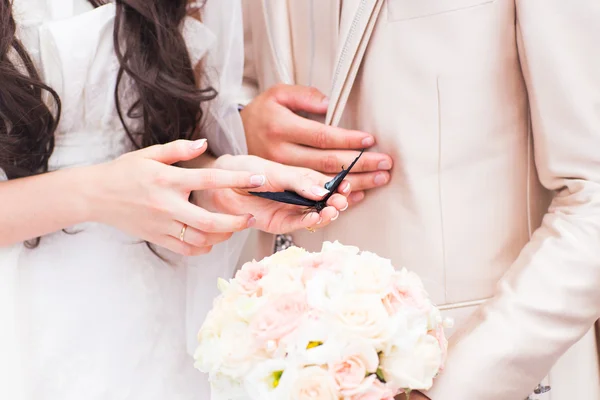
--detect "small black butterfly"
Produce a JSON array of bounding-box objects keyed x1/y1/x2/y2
[{"x1": 249, "y1": 150, "x2": 365, "y2": 213}]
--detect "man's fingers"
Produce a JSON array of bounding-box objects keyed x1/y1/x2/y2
[
  {"x1": 348, "y1": 191, "x2": 366, "y2": 206},
  {"x1": 341, "y1": 171, "x2": 391, "y2": 191},
  {"x1": 286, "y1": 147, "x2": 393, "y2": 174},
  {"x1": 286, "y1": 117, "x2": 375, "y2": 150},
  {"x1": 269, "y1": 84, "x2": 330, "y2": 114}
]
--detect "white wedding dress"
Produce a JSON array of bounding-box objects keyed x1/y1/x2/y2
[{"x1": 0, "y1": 1, "x2": 247, "y2": 399}]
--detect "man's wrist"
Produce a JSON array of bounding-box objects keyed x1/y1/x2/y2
[{"x1": 395, "y1": 391, "x2": 430, "y2": 400}]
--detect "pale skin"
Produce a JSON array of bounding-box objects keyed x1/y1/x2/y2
[
  {"x1": 0, "y1": 139, "x2": 348, "y2": 255},
  {"x1": 241, "y1": 84, "x2": 393, "y2": 206}
]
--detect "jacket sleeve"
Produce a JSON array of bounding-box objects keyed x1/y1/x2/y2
[{"x1": 426, "y1": 1, "x2": 600, "y2": 398}]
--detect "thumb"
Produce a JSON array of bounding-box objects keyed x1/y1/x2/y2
[
  {"x1": 136, "y1": 139, "x2": 208, "y2": 165},
  {"x1": 271, "y1": 84, "x2": 330, "y2": 114}
]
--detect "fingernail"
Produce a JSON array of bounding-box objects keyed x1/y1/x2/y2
[
  {"x1": 311, "y1": 186, "x2": 330, "y2": 197},
  {"x1": 377, "y1": 160, "x2": 392, "y2": 170},
  {"x1": 341, "y1": 203, "x2": 349, "y2": 212},
  {"x1": 361, "y1": 137, "x2": 375, "y2": 147},
  {"x1": 374, "y1": 173, "x2": 388, "y2": 186},
  {"x1": 350, "y1": 192, "x2": 365, "y2": 203},
  {"x1": 331, "y1": 210, "x2": 340, "y2": 221},
  {"x1": 316, "y1": 217, "x2": 323, "y2": 225},
  {"x1": 247, "y1": 216, "x2": 256, "y2": 228},
  {"x1": 250, "y1": 175, "x2": 266, "y2": 186},
  {"x1": 341, "y1": 182, "x2": 351, "y2": 194},
  {"x1": 321, "y1": 97, "x2": 330, "y2": 106},
  {"x1": 191, "y1": 138, "x2": 207, "y2": 149}
]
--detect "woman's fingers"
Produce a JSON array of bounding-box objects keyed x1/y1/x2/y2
[
  {"x1": 158, "y1": 234, "x2": 213, "y2": 256},
  {"x1": 262, "y1": 164, "x2": 350, "y2": 203},
  {"x1": 326, "y1": 193, "x2": 348, "y2": 211},
  {"x1": 173, "y1": 167, "x2": 266, "y2": 192},
  {"x1": 174, "y1": 202, "x2": 255, "y2": 233},
  {"x1": 137, "y1": 139, "x2": 208, "y2": 165},
  {"x1": 282, "y1": 211, "x2": 321, "y2": 233},
  {"x1": 171, "y1": 222, "x2": 234, "y2": 247}
]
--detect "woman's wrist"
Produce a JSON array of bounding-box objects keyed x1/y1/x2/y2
[{"x1": 72, "y1": 163, "x2": 108, "y2": 224}]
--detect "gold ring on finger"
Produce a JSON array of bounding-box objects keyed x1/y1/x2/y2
[{"x1": 179, "y1": 224, "x2": 188, "y2": 242}]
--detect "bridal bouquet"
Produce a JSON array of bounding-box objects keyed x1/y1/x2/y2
[{"x1": 195, "y1": 242, "x2": 451, "y2": 400}]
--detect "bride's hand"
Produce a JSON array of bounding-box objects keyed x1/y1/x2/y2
[
  {"x1": 87, "y1": 139, "x2": 265, "y2": 255},
  {"x1": 193, "y1": 155, "x2": 350, "y2": 234}
]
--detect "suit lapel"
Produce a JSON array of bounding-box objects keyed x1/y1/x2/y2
[
  {"x1": 326, "y1": 0, "x2": 384, "y2": 127},
  {"x1": 261, "y1": 0, "x2": 295, "y2": 84}
]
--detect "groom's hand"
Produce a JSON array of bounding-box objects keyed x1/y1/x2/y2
[
  {"x1": 396, "y1": 391, "x2": 431, "y2": 400},
  {"x1": 241, "y1": 84, "x2": 392, "y2": 206}
]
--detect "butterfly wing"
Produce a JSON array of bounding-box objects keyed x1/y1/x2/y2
[
  {"x1": 249, "y1": 190, "x2": 317, "y2": 207},
  {"x1": 323, "y1": 149, "x2": 365, "y2": 194},
  {"x1": 249, "y1": 150, "x2": 365, "y2": 209}
]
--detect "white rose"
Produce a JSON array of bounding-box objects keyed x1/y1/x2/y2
[
  {"x1": 263, "y1": 246, "x2": 308, "y2": 267},
  {"x1": 305, "y1": 269, "x2": 345, "y2": 311},
  {"x1": 234, "y1": 294, "x2": 268, "y2": 323},
  {"x1": 194, "y1": 321, "x2": 222, "y2": 373},
  {"x1": 289, "y1": 366, "x2": 339, "y2": 400},
  {"x1": 321, "y1": 241, "x2": 360, "y2": 255},
  {"x1": 330, "y1": 294, "x2": 394, "y2": 351},
  {"x1": 379, "y1": 334, "x2": 443, "y2": 391},
  {"x1": 210, "y1": 373, "x2": 248, "y2": 400},
  {"x1": 195, "y1": 321, "x2": 263, "y2": 379}
]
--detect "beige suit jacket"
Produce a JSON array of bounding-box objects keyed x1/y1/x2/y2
[{"x1": 241, "y1": 0, "x2": 600, "y2": 398}]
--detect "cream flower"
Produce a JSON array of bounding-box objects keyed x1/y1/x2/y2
[
  {"x1": 244, "y1": 359, "x2": 296, "y2": 400},
  {"x1": 379, "y1": 334, "x2": 443, "y2": 391},
  {"x1": 330, "y1": 294, "x2": 394, "y2": 350}
]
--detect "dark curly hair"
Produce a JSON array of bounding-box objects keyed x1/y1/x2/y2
[{"x1": 0, "y1": 0, "x2": 216, "y2": 247}]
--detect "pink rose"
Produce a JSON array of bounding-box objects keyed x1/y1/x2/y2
[
  {"x1": 301, "y1": 254, "x2": 342, "y2": 283},
  {"x1": 235, "y1": 261, "x2": 269, "y2": 295},
  {"x1": 329, "y1": 342, "x2": 379, "y2": 397},
  {"x1": 350, "y1": 380, "x2": 396, "y2": 400},
  {"x1": 382, "y1": 273, "x2": 430, "y2": 316},
  {"x1": 250, "y1": 292, "x2": 308, "y2": 342}
]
